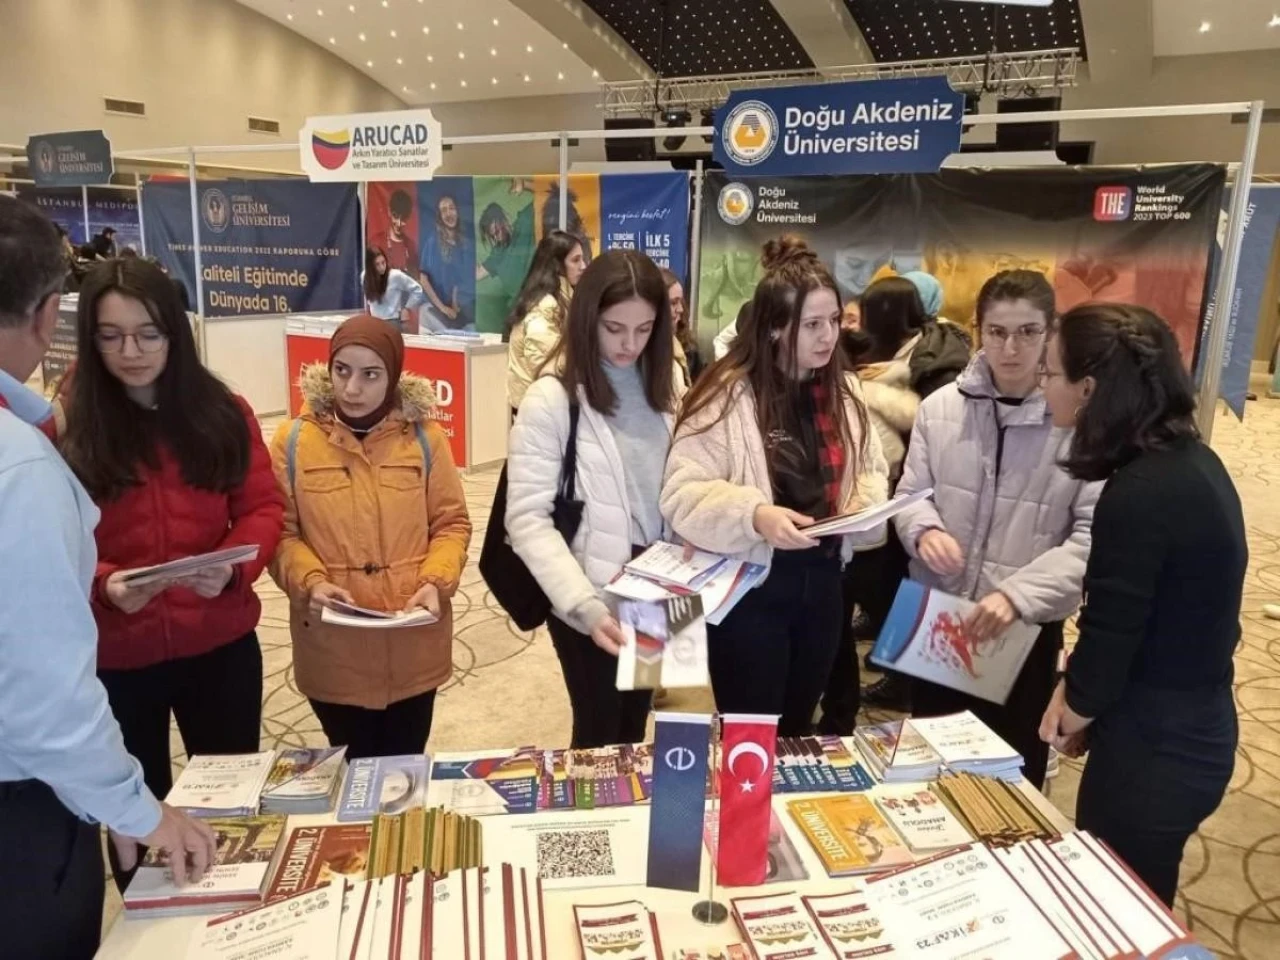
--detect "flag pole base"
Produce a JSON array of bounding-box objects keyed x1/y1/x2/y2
[{"x1": 692, "y1": 900, "x2": 728, "y2": 925}]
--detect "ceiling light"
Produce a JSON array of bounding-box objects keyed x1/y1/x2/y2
[
  {"x1": 492, "y1": 17, "x2": 499, "y2": 26},
  {"x1": 328, "y1": 36, "x2": 336, "y2": 43},
  {"x1": 316, "y1": 7, "x2": 324, "y2": 15},
  {"x1": 592, "y1": 69, "x2": 599, "y2": 78},
  {"x1": 358, "y1": 32, "x2": 366, "y2": 40},
  {"x1": 490, "y1": 47, "x2": 497, "y2": 56},
  {"x1": 430, "y1": 81, "x2": 437, "y2": 89},
  {"x1": 402, "y1": 86, "x2": 409, "y2": 92},
  {"x1": 523, "y1": 74, "x2": 531, "y2": 83},
  {"x1": 526, "y1": 44, "x2": 533, "y2": 52},
  {"x1": 491, "y1": 77, "x2": 498, "y2": 85},
  {"x1": 347, "y1": 3, "x2": 354, "y2": 10},
  {"x1": 287, "y1": 12, "x2": 294, "y2": 19},
  {"x1": 1198, "y1": 20, "x2": 1211, "y2": 33},
  {"x1": 461, "y1": 79, "x2": 468, "y2": 87},
  {"x1": 456, "y1": 21, "x2": 464, "y2": 30},
  {"x1": 390, "y1": 29, "x2": 396, "y2": 37},
  {"x1": 381, "y1": 0, "x2": 388, "y2": 7},
  {"x1": 1270, "y1": 14, "x2": 1280, "y2": 27},
  {"x1": 421, "y1": 25, "x2": 429, "y2": 34},
  {"x1": 458, "y1": 50, "x2": 465, "y2": 59},
  {"x1": 396, "y1": 56, "x2": 403, "y2": 64},
  {"x1": 366, "y1": 60, "x2": 373, "y2": 67},
  {"x1": 557, "y1": 71, "x2": 564, "y2": 80},
  {"x1": 562, "y1": 42, "x2": 568, "y2": 49},
  {"x1": 427, "y1": 53, "x2": 434, "y2": 61}
]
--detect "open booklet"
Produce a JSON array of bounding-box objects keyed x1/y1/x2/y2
[
  {"x1": 119, "y1": 544, "x2": 260, "y2": 587},
  {"x1": 321, "y1": 599, "x2": 439, "y2": 629},
  {"x1": 803, "y1": 487, "x2": 934, "y2": 538}
]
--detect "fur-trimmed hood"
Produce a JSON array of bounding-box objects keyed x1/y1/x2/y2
[{"x1": 297, "y1": 362, "x2": 438, "y2": 424}]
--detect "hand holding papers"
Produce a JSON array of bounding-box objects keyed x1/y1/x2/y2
[
  {"x1": 118, "y1": 544, "x2": 260, "y2": 587},
  {"x1": 803, "y1": 488, "x2": 934, "y2": 538},
  {"x1": 321, "y1": 599, "x2": 439, "y2": 629}
]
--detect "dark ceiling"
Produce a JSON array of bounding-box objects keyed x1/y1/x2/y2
[
  {"x1": 581, "y1": 0, "x2": 814, "y2": 77},
  {"x1": 842, "y1": 0, "x2": 1087, "y2": 63}
]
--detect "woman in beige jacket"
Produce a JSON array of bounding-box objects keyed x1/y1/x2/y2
[
  {"x1": 660, "y1": 237, "x2": 888, "y2": 735},
  {"x1": 506, "y1": 230, "x2": 587, "y2": 412}
]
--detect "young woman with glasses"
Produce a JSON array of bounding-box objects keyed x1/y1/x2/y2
[
  {"x1": 58, "y1": 259, "x2": 284, "y2": 885},
  {"x1": 892, "y1": 269, "x2": 1101, "y2": 788}
]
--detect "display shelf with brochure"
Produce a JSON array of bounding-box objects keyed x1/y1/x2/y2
[
  {"x1": 871, "y1": 579, "x2": 1040, "y2": 705},
  {"x1": 802, "y1": 487, "x2": 933, "y2": 538},
  {"x1": 118, "y1": 544, "x2": 260, "y2": 587}
]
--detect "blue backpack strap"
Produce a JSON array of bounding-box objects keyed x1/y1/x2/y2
[
  {"x1": 286, "y1": 418, "x2": 304, "y2": 493},
  {"x1": 414, "y1": 421, "x2": 433, "y2": 475}
]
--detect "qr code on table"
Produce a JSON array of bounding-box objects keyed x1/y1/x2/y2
[{"x1": 536, "y1": 829, "x2": 616, "y2": 880}]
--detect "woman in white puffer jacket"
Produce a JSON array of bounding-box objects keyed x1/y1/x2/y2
[{"x1": 506, "y1": 251, "x2": 678, "y2": 750}]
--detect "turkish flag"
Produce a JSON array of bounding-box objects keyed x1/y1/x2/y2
[{"x1": 716, "y1": 713, "x2": 779, "y2": 887}]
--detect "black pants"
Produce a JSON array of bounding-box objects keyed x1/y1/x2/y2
[
  {"x1": 0, "y1": 780, "x2": 104, "y2": 959},
  {"x1": 548, "y1": 614, "x2": 652, "y2": 749},
  {"x1": 1076, "y1": 685, "x2": 1235, "y2": 907},
  {"x1": 820, "y1": 531, "x2": 909, "y2": 734},
  {"x1": 99, "y1": 631, "x2": 263, "y2": 891},
  {"x1": 708, "y1": 545, "x2": 844, "y2": 737},
  {"x1": 310, "y1": 689, "x2": 438, "y2": 760},
  {"x1": 909, "y1": 621, "x2": 1063, "y2": 789},
  {"x1": 98, "y1": 632, "x2": 264, "y2": 802}
]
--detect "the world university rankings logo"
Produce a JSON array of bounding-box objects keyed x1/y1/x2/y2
[
  {"x1": 717, "y1": 182, "x2": 755, "y2": 226},
  {"x1": 721, "y1": 99, "x2": 779, "y2": 167}
]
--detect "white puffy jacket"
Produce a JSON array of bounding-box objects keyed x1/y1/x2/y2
[{"x1": 506, "y1": 375, "x2": 674, "y2": 634}]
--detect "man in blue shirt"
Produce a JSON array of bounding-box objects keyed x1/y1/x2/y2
[{"x1": 0, "y1": 196, "x2": 216, "y2": 958}]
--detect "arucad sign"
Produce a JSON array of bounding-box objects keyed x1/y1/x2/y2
[{"x1": 300, "y1": 108, "x2": 443, "y2": 182}]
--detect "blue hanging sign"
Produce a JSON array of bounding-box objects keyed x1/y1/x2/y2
[
  {"x1": 26, "y1": 130, "x2": 114, "y2": 187},
  {"x1": 713, "y1": 76, "x2": 965, "y2": 177}
]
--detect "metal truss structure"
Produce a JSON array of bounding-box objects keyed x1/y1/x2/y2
[{"x1": 602, "y1": 48, "x2": 1080, "y2": 118}]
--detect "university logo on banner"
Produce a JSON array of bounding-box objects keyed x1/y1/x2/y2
[
  {"x1": 721, "y1": 101, "x2": 780, "y2": 168},
  {"x1": 299, "y1": 108, "x2": 443, "y2": 182},
  {"x1": 717, "y1": 182, "x2": 755, "y2": 225},
  {"x1": 646, "y1": 713, "x2": 712, "y2": 892},
  {"x1": 26, "y1": 129, "x2": 114, "y2": 187},
  {"x1": 1094, "y1": 186, "x2": 1134, "y2": 222}
]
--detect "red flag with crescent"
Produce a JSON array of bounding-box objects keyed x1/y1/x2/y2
[{"x1": 716, "y1": 713, "x2": 779, "y2": 886}]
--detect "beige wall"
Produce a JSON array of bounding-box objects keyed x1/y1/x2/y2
[
  {"x1": 431, "y1": 93, "x2": 608, "y2": 175},
  {"x1": 0, "y1": 0, "x2": 404, "y2": 169}
]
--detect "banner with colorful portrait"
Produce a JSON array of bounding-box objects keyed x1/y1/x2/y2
[
  {"x1": 698, "y1": 165, "x2": 1226, "y2": 366},
  {"x1": 367, "y1": 172, "x2": 689, "y2": 335}
]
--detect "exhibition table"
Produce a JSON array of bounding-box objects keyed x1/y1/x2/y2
[{"x1": 94, "y1": 753, "x2": 1070, "y2": 959}]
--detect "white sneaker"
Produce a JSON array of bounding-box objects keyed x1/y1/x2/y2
[{"x1": 1045, "y1": 747, "x2": 1061, "y2": 780}]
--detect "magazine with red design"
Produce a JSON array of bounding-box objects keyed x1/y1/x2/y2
[{"x1": 870, "y1": 580, "x2": 1040, "y2": 705}]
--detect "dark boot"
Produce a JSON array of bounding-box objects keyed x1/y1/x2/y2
[{"x1": 861, "y1": 673, "x2": 911, "y2": 711}]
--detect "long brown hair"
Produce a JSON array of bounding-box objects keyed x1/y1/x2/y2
[
  {"x1": 676, "y1": 235, "x2": 869, "y2": 488},
  {"x1": 660, "y1": 266, "x2": 695, "y2": 353},
  {"x1": 60, "y1": 258, "x2": 250, "y2": 501},
  {"x1": 551, "y1": 249, "x2": 674, "y2": 415}
]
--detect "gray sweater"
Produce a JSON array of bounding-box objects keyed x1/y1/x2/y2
[{"x1": 601, "y1": 361, "x2": 668, "y2": 546}]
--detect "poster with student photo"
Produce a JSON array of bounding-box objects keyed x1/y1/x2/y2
[
  {"x1": 366, "y1": 182, "x2": 420, "y2": 280},
  {"x1": 699, "y1": 165, "x2": 1225, "y2": 365},
  {"x1": 473, "y1": 177, "x2": 537, "y2": 334},
  {"x1": 534, "y1": 174, "x2": 601, "y2": 260},
  {"x1": 416, "y1": 179, "x2": 476, "y2": 333}
]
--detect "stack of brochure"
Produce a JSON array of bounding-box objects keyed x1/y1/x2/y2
[
  {"x1": 853, "y1": 719, "x2": 944, "y2": 783},
  {"x1": 166, "y1": 751, "x2": 278, "y2": 817},
  {"x1": 909, "y1": 711, "x2": 1025, "y2": 780},
  {"x1": 607, "y1": 541, "x2": 768, "y2": 626},
  {"x1": 125, "y1": 815, "x2": 286, "y2": 919},
  {"x1": 575, "y1": 901, "x2": 664, "y2": 960},
  {"x1": 260, "y1": 746, "x2": 347, "y2": 815},
  {"x1": 337, "y1": 755, "x2": 432, "y2": 822}
]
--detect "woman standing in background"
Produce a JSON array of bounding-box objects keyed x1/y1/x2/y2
[
  {"x1": 506, "y1": 230, "x2": 588, "y2": 413},
  {"x1": 662, "y1": 237, "x2": 888, "y2": 736},
  {"x1": 59, "y1": 259, "x2": 283, "y2": 835},
  {"x1": 663, "y1": 267, "x2": 702, "y2": 387},
  {"x1": 1039, "y1": 303, "x2": 1245, "y2": 906},
  {"x1": 270, "y1": 315, "x2": 471, "y2": 760},
  {"x1": 363, "y1": 245, "x2": 427, "y2": 331},
  {"x1": 506, "y1": 251, "x2": 677, "y2": 749},
  {"x1": 893, "y1": 269, "x2": 1099, "y2": 788}
]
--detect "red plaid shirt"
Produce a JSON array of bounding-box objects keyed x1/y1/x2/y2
[{"x1": 808, "y1": 381, "x2": 846, "y2": 517}]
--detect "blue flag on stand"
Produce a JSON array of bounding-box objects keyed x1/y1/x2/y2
[{"x1": 646, "y1": 712, "x2": 712, "y2": 891}]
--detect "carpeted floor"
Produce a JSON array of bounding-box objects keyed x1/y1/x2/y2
[{"x1": 102, "y1": 388, "x2": 1280, "y2": 958}]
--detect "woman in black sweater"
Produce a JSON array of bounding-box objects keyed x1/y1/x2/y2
[{"x1": 1037, "y1": 302, "x2": 1246, "y2": 907}]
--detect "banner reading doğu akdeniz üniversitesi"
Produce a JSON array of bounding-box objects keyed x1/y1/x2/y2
[
  {"x1": 142, "y1": 179, "x2": 361, "y2": 317},
  {"x1": 366, "y1": 172, "x2": 689, "y2": 335},
  {"x1": 700, "y1": 165, "x2": 1226, "y2": 366}
]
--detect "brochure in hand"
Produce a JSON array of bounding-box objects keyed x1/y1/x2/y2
[
  {"x1": 871, "y1": 580, "x2": 1040, "y2": 705},
  {"x1": 119, "y1": 544, "x2": 259, "y2": 587},
  {"x1": 321, "y1": 599, "x2": 438, "y2": 629},
  {"x1": 616, "y1": 593, "x2": 709, "y2": 691},
  {"x1": 623, "y1": 542, "x2": 728, "y2": 590},
  {"x1": 802, "y1": 488, "x2": 934, "y2": 538}
]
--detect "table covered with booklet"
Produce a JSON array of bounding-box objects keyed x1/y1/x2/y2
[{"x1": 95, "y1": 716, "x2": 1209, "y2": 960}]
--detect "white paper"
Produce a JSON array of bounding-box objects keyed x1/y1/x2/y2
[
  {"x1": 623, "y1": 542, "x2": 726, "y2": 588},
  {"x1": 995, "y1": 846, "x2": 1110, "y2": 960},
  {"x1": 908, "y1": 712, "x2": 1022, "y2": 766},
  {"x1": 121, "y1": 544, "x2": 259, "y2": 586},
  {"x1": 574, "y1": 901, "x2": 663, "y2": 960},
  {"x1": 802, "y1": 884, "x2": 898, "y2": 960},
  {"x1": 165, "y1": 751, "x2": 277, "y2": 813},
  {"x1": 733, "y1": 891, "x2": 837, "y2": 960},
  {"x1": 321, "y1": 605, "x2": 439, "y2": 629},
  {"x1": 480, "y1": 809, "x2": 649, "y2": 891},
  {"x1": 337, "y1": 880, "x2": 375, "y2": 960},
  {"x1": 184, "y1": 885, "x2": 341, "y2": 960},
  {"x1": 804, "y1": 488, "x2": 934, "y2": 538}
]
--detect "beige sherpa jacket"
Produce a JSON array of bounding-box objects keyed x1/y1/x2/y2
[
  {"x1": 660, "y1": 374, "x2": 890, "y2": 574},
  {"x1": 856, "y1": 334, "x2": 923, "y2": 482}
]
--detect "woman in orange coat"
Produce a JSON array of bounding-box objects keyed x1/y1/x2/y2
[{"x1": 269, "y1": 314, "x2": 471, "y2": 759}]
